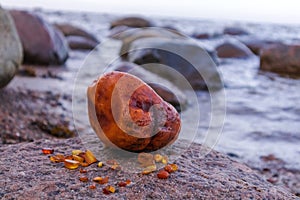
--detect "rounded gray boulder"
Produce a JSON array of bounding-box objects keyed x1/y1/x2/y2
[{"x1": 0, "y1": 7, "x2": 23, "y2": 88}]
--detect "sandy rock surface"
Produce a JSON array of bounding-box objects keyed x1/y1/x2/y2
[{"x1": 0, "y1": 138, "x2": 298, "y2": 199}]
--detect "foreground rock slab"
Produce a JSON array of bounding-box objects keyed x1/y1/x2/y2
[{"x1": 0, "y1": 138, "x2": 297, "y2": 199}]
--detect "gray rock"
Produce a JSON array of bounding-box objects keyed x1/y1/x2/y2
[
  {"x1": 10, "y1": 10, "x2": 68, "y2": 65},
  {"x1": 128, "y1": 37, "x2": 223, "y2": 90},
  {"x1": 0, "y1": 138, "x2": 297, "y2": 199},
  {"x1": 260, "y1": 43, "x2": 300, "y2": 76},
  {"x1": 0, "y1": 7, "x2": 23, "y2": 88},
  {"x1": 216, "y1": 40, "x2": 254, "y2": 58},
  {"x1": 110, "y1": 16, "x2": 153, "y2": 29},
  {"x1": 117, "y1": 28, "x2": 185, "y2": 58},
  {"x1": 66, "y1": 36, "x2": 98, "y2": 50}
]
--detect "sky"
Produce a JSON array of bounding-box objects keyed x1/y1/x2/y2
[{"x1": 1, "y1": 0, "x2": 299, "y2": 24}]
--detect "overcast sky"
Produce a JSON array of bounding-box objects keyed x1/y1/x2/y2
[{"x1": 1, "y1": 0, "x2": 299, "y2": 24}]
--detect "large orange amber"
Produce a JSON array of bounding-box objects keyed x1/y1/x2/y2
[{"x1": 87, "y1": 72, "x2": 181, "y2": 152}]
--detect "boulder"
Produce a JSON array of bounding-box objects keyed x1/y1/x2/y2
[
  {"x1": 0, "y1": 7, "x2": 23, "y2": 88},
  {"x1": 240, "y1": 37, "x2": 281, "y2": 55},
  {"x1": 108, "y1": 25, "x2": 132, "y2": 39},
  {"x1": 223, "y1": 26, "x2": 249, "y2": 36},
  {"x1": 128, "y1": 37, "x2": 222, "y2": 90},
  {"x1": 260, "y1": 43, "x2": 300, "y2": 76},
  {"x1": 54, "y1": 23, "x2": 99, "y2": 43},
  {"x1": 117, "y1": 28, "x2": 185, "y2": 58},
  {"x1": 110, "y1": 16, "x2": 153, "y2": 29},
  {"x1": 109, "y1": 62, "x2": 188, "y2": 112},
  {"x1": 66, "y1": 36, "x2": 98, "y2": 50},
  {"x1": 216, "y1": 40, "x2": 254, "y2": 58},
  {"x1": 10, "y1": 10, "x2": 68, "y2": 65},
  {"x1": 0, "y1": 138, "x2": 297, "y2": 199},
  {"x1": 87, "y1": 71, "x2": 181, "y2": 152}
]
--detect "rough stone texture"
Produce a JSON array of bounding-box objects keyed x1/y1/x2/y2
[
  {"x1": 260, "y1": 43, "x2": 300, "y2": 76},
  {"x1": 0, "y1": 138, "x2": 297, "y2": 199},
  {"x1": 110, "y1": 16, "x2": 153, "y2": 29},
  {"x1": 223, "y1": 26, "x2": 249, "y2": 36},
  {"x1": 0, "y1": 88, "x2": 74, "y2": 145},
  {"x1": 66, "y1": 36, "x2": 98, "y2": 50},
  {"x1": 0, "y1": 7, "x2": 23, "y2": 88},
  {"x1": 10, "y1": 10, "x2": 69, "y2": 65},
  {"x1": 54, "y1": 23, "x2": 99, "y2": 43},
  {"x1": 128, "y1": 37, "x2": 222, "y2": 90},
  {"x1": 216, "y1": 41, "x2": 254, "y2": 58}
]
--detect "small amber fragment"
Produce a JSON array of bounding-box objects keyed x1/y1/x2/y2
[
  {"x1": 170, "y1": 164, "x2": 178, "y2": 172},
  {"x1": 118, "y1": 182, "x2": 127, "y2": 187},
  {"x1": 80, "y1": 168, "x2": 87, "y2": 173},
  {"x1": 103, "y1": 187, "x2": 110, "y2": 195},
  {"x1": 81, "y1": 162, "x2": 89, "y2": 167},
  {"x1": 73, "y1": 155, "x2": 84, "y2": 163},
  {"x1": 97, "y1": 162, "x2": 103, "y2": 168},
  {"x1": 104, "y1": 185, "x2": 116, "y2": 193},
  {"x1": 65, "y1": 155, "x2": 74, "y2": 160},
  {"x1": 154, "y1": 154, "x2": 163, "y2": 162},
  {"x1": 72, "y1": 150, "x2": 82, "y2": 156},
  {"x1": 84, "y1": 150, "x2": 98, "y2": 165},
  {"x1": 89, "y1": 185, "x2": 96, "y2": 189},
  {"x1": 142, "y1": 164, "x2": 157, "y2": 175},
  {"x1": 125, "y1": 179, "x2": 131, "y2": 185},
  {"x1": 93, "y1": 176, "x2": 109, "y2": 184},
  {"x1": 138, "y1": 153, "x2": 155, "y2": 167},
  {"x1": 64, "y1": 159, "x2": 80, "y2": 170},
  {"x1": 162, "y1": 156, "x2": 168, "y2": 165},
  {"x1": 110, "y1": 164, "x2": 120, "y2": 170},
  {"x1": 42, "y1": 148, "x2": 54, "y2": 155},
  {"x1": 79, "y1": 176, "x2": 89, "y2": 182},
  {"x1": 157, "y1": 170, "x2": 170, "y2": 179},
  {"x1": 164, "y1": 165, "x2": 173, "y2": 173},
  {"x1": 50, "y1": 154, "x2": 65, "y2": 163},
  {"x1": 164, "y1": 163, "x2": 178, "y2": 173}
]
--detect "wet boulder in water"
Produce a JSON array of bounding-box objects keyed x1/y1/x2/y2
[
  {"x1": 223, "y1": 26, "x2": 249, "y2": 36},
  {"x1": 110, "y1": 16, "x2": 153, "y2": 29},
  {"x1": 66, "y1": 36, "x2": 98, "y2": 50},
  {"x1": 10, "y1": 10, "x2": 68, "y2": 65},
  {"x1": 110, "y1": 61, "x2": 188, "y2": 112},
  {"x1": 54, "y1": 23, "x2": 99, "y2": 43},
  {"x1": 0, "y1": 7, "x2": 23, "y2": 88},
  {"x1": 87, "y1": 71, "x2": 181, "y2": 152},
  {"x1": 239, "y1": 37, "x2": 281, "y2": 55},
  {"x1": 128, "y1": 37, "x2": 222, "y2": 90},
  {"x1": 216, "y1": 40, "x2": 254, "y2": 58},
  {"x1": 260, "y1": 43, "x2": 300, "y2": 76}
]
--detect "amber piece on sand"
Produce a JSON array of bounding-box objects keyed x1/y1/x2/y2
[
  {"x1": 164, "y1": 164, "x2": 178, "y2": 173},
  {"x1": 72, "y1": 150, "x2": 82, "y2": 156},
  {"x1": 93, "y1": 176, "x2": 109, "y2": 184},
  {"x1": 118, "y1": 181, "x2": 127, "y2": 187},
  {"x1": 154, "y1": 154, "x2": 163, "y2": 162},
  {"x1": 138, "y1": 153, "x2": 154, "y2": 167},
  {"x1": 157, "y1": 170, "x2": 170, "y2": 179},
  {"x1": 162, "y1": 156, "x2": 168, "y2": 165},
  {"x1": 72, "y1": 155, "x2": 84, "y2": 163},
  {"x1": 103, "y1": 185, "x2": 116, "y2": 194},
  {"x1": 83, "y1": 150, "x2": 98, "y2": 165},
  {"x1": 42, "y1": 148, "x2": 54, "y2": 155},
  {"x1": 97, "y1": 162, "x2": 103, "y2": 168},
  {"x1": 50, "y1": 154, "x2": 65, "y2": 163},
  {"x1": 79, "y1": 168, "x2": 87, "y2": 173},
  {"x1": 79, "y1": 176, "x2": 88, "y2": 182},
  {"x1": 64, "y1": 159, "x2": 80, "y2": 170},
  {"x1": 89, "y1": 185, "x2": 96, "y2": 189},
  {"x1": 142, "y1": 164, "x2": 157, "y2": 175}
]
